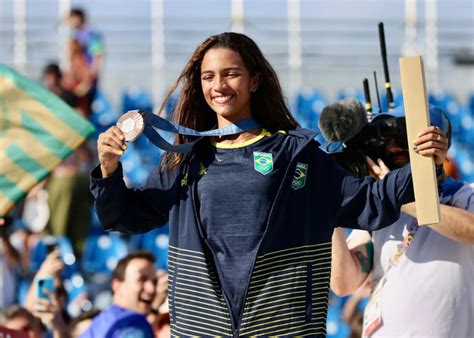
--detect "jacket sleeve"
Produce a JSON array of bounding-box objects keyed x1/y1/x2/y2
[
  {"x1": 332, "y1": 159, "x2": 415, "y2": 231},
  {"x1": 89, "y1": 162, "x2": 180, "y2": 234}
]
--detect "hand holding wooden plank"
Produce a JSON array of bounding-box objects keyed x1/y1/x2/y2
[{"x1": 399, "y1": 56, "x2": 440, "y2": 225}]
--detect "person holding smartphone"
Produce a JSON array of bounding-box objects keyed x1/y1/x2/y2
[{"x1": 24, "y1": 249, "x2": 69, "y2": 338}]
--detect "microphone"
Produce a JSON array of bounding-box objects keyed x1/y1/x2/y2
[{"x1": 318, "y1": 98, "x2": 368, "y2": 143}]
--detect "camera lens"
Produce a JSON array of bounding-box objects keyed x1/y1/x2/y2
[{"x1": 38, "y1": 280, "x2": 44, "y2": 286}]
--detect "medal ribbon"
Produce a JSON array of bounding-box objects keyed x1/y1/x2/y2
[{"x1": 135, "y1": 110, "x2": 261, "y2": 153}]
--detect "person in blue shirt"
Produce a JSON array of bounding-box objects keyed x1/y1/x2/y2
[
  {"x1": 68, "y1": 8, "x2": 104, "y2": 82},
  {"x1": 67, "y1": 8, "x2": 104, "y2": 117},
  {"x1": 91, "y1": 32, "x2": 447, "y2": 336},
  {"x1": 80, "y1": 252, "x2": 157, "y2": 338}
]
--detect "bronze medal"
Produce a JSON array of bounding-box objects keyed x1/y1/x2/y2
[{"x1": 116, "y1": 110, "x2": 145, "y2": 142}]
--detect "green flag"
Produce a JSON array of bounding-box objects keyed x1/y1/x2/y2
[{"x1": 0, "y1": 64, "x2": 96, "y2": 217}]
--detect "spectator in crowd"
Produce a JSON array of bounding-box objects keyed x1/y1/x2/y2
[
  {"x1": 41, "y1": 63, "x2": 94, "y2": 257},
  {"x1": 80, "y1": 251, "x2": 158, "y2": 337},
  {"x1": 62, "y1": 40, "x2": 95, "y2": 118},
  {"x1": 31, "y1": 288, "x2": 68, "y2": 338},
  {"x1": 0, "y1": 217, "x2": 22, "y2": 308},
  {"x1": 331, "y1": 107, "x2": 474, "y2": 337},
  {"x1": 67, "y1": 7, "x2": 104, "y2": 118},
  {"x1": 23, "y1": 248, "x2": 71, "y2": 336},
  {"x1": 0, "y1": 305, "x2": 44, "y2": 338},
  {"x1": 67, "y1": 8, "x2": 104, "y2": 86},
  {"x1": 68, "y1": 309, "x2": 101, "y2": 338},
  {"x1": 91, "y1": 32, "x2": 447, "y2": 336},
  {"x1": 41, "y1": 63, "x2": 79, "y2": 112}
]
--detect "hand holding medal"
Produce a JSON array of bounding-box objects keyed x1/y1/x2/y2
[
  {"x1": 97, "y1": 110, "x2": 145, "y2": 177},
  {"x1": 116, "y1": 110, "x2": 145, "y2": 142}
]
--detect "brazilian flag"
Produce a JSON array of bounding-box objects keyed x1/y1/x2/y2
[{"x1": 0, "y1": 64, "x2": 95, "y2": 217}]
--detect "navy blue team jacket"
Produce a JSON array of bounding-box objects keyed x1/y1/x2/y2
[{"x1": 90, "y1": 128, "x2": 414, "y2": 337}]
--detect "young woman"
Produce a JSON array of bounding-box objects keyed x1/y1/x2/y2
[{"x1": 91, "y1": 32, "x2": 447, "y2": 337}]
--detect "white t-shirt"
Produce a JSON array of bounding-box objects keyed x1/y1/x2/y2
[{"x1": 369, "y1": 182, "x2": 474, "y2": 338}]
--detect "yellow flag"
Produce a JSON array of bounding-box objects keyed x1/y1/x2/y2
[{"x1": 0, "y1": 64, "x2": 95, "y2": 217}]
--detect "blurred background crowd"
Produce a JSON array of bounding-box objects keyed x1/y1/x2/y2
[{"x1": 0, "y1": 0, "x2": 473, "y2": 337}]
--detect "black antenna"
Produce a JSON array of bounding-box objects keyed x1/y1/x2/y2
[
  {"x1": 373, "y1": 71, "x2": 382, "y2": 114},
  {"x1": 363, "y1": 78, "x2": 373, "y2": 122},
  {"x1": 378, "y1": 22, "x2": 395, "y2": 110}
]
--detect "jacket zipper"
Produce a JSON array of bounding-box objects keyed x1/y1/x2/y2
[
  {"x1": 189, "y1": 133, "x2": 315, "y2": 336},
  {"x1": 237, "y1": 135, "x2": 315, "y2": 333},
  {"x1": 190, "y1": 163, "x2": 238, "y2": 336}
]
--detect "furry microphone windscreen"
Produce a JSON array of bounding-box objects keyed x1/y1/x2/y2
[{"x1": 318, "y1": 98, "x2": 368, "y2": 143}]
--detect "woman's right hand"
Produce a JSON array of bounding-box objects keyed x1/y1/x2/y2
[{"x1": 97, "y1": 126, "x2": 127, "y2": 177}]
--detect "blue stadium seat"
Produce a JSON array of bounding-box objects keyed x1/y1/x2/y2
[
  {"x1": 164, "y1": 93, "x2": 179, "y2": 119},
  {"x1": 454, "y1": 146, "x2": 474, "y2": 182},
  {"x1": 16, "y1": 277, "x2": 31, "y2": 306},
  {"x1": 131, "y1": 225, "x2": 169, "y2": 271},
  {"x1": 336, "y1": 88, "x2": 364, "y2": 102},
  {"x1": 442, "y1": 101, "x2": 463, "y2": 138},
  {"x1": 121, "y1": 87, "x2": 154, "y2": 114},
  {"x1": 90, "y1": 90, "x2": 117, "y2": 135},
  {"x1": 81, "y1": 232, "x2": 129, "y2": 279},
  {"x1": 30, "y1": 235, "x2": 79, "y2": 279},
  {"x1": 326, "y1": 303, "x2": 351, "y2": 338},
  {"x1": 457, "y1": 106, "x2": 474, "y2": 147},
  {"x1": 294, "y1": 90, "x2": 327, "y2": 130},
  {"x1": 64, "y1": 272, "x2": 90, "y2": 317},
  {"x1": 468, "y1": 92, "x2": 474, "y2": 116},
  {"x1": 380, "y1": 89, "x2": 404, "y2": 113},
  {"x1": 428, "y1": 89, "x2": 458, "y2": 113},
  {"x1": 120, "y1": 143, "x2": 150, "y2": 186}
]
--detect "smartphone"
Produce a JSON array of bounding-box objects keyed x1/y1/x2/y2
[
  {"x1": 45, "y1": 242, "x2": 60, "y2": 255},
  {"x1": 35, "y1": 276, "x2": 55, "y2": 299}
]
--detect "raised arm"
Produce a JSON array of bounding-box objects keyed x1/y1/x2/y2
[
  {"x1": 333, "y1": 126, "x2": 448, "y2": 231},
  {"x1": 90, "y1": 126, "x2": 179, "y2": 234},
  {"x1": 333, "y1": 163, "x2": 414, "y2": 231},
  {"x1": 331, "y1": 228, "x2": 373, "y2": 296},
  {"x1": 401, "y1": 199, "x2": 474, "y2": 243}
]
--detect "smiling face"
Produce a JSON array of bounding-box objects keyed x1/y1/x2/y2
[
  {"x1": 200, "y1": 47, "x2": 259, "y2": 127},
  {"x1": 112, "y1": 258, "x2": 157, "y2": 314}
]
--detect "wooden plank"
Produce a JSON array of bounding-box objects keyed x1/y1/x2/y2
[{"x1": 399, "y1": 56, "x2": 440, "y2": 225}]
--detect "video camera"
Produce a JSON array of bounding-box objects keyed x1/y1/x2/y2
[
  {"x1": 321, "y1": 22, "x2": 408, "y2": 178},
  {"x1": 331, "y1": 115, "x2": 408, "y2": 178}
]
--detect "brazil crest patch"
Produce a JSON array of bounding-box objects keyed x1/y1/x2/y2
[
  {"x1": 291, "y1": 162, "x2": 308, "y2": 190},
  {"x1": 253, "y1": 152, "x2": 273, "y2": 175}
]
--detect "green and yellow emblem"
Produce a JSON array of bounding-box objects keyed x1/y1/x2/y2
[
  {"x1": 253, "y1": 152, "x2": 273, "y2": 175},
  {"x1": 291, "y1": 162, "x2": 308, "y2": 190}
]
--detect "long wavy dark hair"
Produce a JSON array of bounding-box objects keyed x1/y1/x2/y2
[{"x1": 159, "y1": 32, "x2": 299, "y2": 171}]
